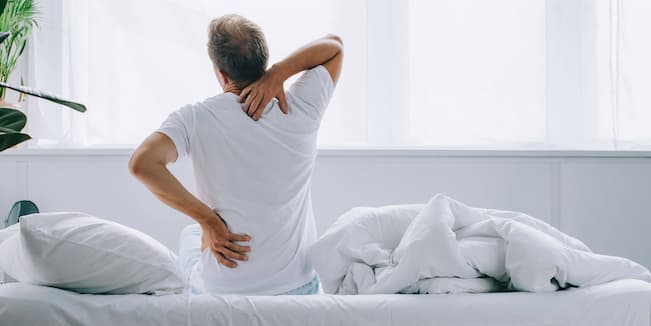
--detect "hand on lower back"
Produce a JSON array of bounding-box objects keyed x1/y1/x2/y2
[
  {"x1": 239, "y1": 67, "x2": 288, "y2": 121},
  {"x1": 200, "y1": 215, "x2": 251, "y2": 268}
]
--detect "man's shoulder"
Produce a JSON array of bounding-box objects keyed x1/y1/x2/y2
[
  {"x1": 285, "y1": 66, "x2": 334, "y2": 120},
  {"x1": 177, "y1": 93, "x2": 239, "y2": 117},
  {"x1": 195, "y1": 93, "x2": 238, "y2": 110}
]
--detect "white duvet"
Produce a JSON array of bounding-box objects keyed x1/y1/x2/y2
[{"x1": 309, "y1": 194, "x2": 651, "y2": 294}]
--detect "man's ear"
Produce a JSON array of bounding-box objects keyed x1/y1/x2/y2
[
  {"x1": 212, "y1": 64, "x2": 230, "y2": 89},
  {"x1": 216, "y1": 68, "x2": 230, "y2": 85}
]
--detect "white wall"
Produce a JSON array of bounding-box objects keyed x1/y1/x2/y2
[{"x1": 1, "y1": 150, "x2": 650, "y2": 269}]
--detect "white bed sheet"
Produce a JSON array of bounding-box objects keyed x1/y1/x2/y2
[
  {"x1": 1, "y1": 279, "x2": 650, "y2": 326},
  {"x1": 0, "y1": 282, "x2": 187, "y2": 326}
]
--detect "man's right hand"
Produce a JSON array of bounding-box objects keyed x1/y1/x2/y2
[
  {"x1": 200, "y1": 215, "x2": 251, "y2": 268},
  {"x1": 239, "y1": 65, "x2": 289, "y2": 121},
  {"x1": 239, "y1": 34, "x2": 343, "y2": 121}
]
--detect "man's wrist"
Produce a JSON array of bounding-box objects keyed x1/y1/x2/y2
[
  {"x1": 198, "y1": 216, "x2": 220, "y2": 233},
  {"x1": 191, "y1": 206, "x2": 218, "y2": 226},
  {"x1": 269, "y1": 63, "x2": 291, "y2": 83},
  {"x1": 197, "y1": 210, "x2": 226, "y2": 230}
]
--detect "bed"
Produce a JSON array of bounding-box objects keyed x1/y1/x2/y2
[{"x1": 1, "y1": 279, "x2": 650, "y2": 326}]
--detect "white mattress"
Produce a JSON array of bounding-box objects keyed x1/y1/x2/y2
[{"x1": 1, "y1": 279, "x2": 650, "y2": 326}]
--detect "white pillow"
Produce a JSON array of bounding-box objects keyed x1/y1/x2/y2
[
  {"x1": 0, "y1": 223, "x2": 19, "y2": 245},
  {"x1": 0, "y1": 223, "x2": 20, "y2": 283},
  {"x1": 0, "y1": 212, "x2": 183, "y2": 294}
]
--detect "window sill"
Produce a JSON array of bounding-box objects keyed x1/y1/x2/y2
[{"x1": 2, "y1": 147, "x2": 651, "y2": 158}]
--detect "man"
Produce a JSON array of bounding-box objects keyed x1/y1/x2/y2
[{"x1": 128, "y1": 14, "x2": 343, "y2": 295}]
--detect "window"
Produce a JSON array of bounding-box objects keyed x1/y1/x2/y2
[
  {"x1": 23, "y1": 0, "x2": 651, "y2": 149},
  {"x1": 408, "y1": 0, "x2": 546, "y2": 146},
  {"x1": 616, "y1": 0, "x2": 651, "y2": 147}
]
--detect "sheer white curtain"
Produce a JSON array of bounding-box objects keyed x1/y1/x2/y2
[
  {"x1": 616, "y1": 0, "x2": 651, "y2": 148},
  {"x1": 24, "y1": 0, "x2": 651, "y2": 149},
  {"x1": 408, "y1": 0, "x2": 546, "y2": 147},
  {"x1": 27, "y1": 0, "x2": 367, "y2": 147}
]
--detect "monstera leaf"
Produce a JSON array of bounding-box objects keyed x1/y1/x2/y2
[
  {"x1": 0, "y1": 32, "x2": 8, "y2": 44},
  {"x1": 0, "y1": 107, "x2": 30, "y2": 151},
  {"x1": 0, "y1": 0, "x2": 87, "y2": 152},
  {"x1": 0, "y1": 85, "x2": 87, "y2": 152},
  {"x1": 0, "y1": 107, "x2": 26, "y2": 131},
  {"x1": 0, "y1": 131, "x2": 30, "y2": 151},
  {"x1": 0, "y1": 82, "x2": 86, "y2": 112}
]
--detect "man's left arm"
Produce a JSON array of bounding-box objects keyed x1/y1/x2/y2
[{"x1": 129, "y1": 132, "x2": 250, "y2": 268}]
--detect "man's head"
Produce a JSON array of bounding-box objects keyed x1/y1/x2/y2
[{"x1": 208, "y1": 14, "x2": 269, "y2": 91}]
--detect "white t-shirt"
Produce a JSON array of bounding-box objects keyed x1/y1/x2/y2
[{"x1": 157, "y1": 66, "x2": 334, "y2": 295}]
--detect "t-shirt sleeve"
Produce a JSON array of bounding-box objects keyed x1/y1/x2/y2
[
  {"x1": 156, "y1": 105, "x2": 194, "y2": 158},
  {"x1": 287, "y1": 65, "x2": 335, "y2": 118}
]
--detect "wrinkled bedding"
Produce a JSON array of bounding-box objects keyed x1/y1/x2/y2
[
  {"x1": 309, "y1": 194, "x2": 651, "y2": 294},
  {"x1": 2, "y1": 280, "x2": 651, "y2": 326}
]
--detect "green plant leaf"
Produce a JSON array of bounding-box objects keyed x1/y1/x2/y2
[
  {"x1": 0, "y1": 131, "x2": 30, "y2": 151},
  {"x1": 8, "y1": 25, "x2": 24, "y2": 46},
  {"x1": 0, "y1": 32, "x2": 9, "y2": 45},
  {"x1": 0, "y1": 107, "x2": 26, "y2": 131},
  {"x1": 0, "y1": 0, "x2": 38, "y2": 87},
  {"x1": 0, "y1": 82, "x2": 87, "y2": 112},
  {"x1": 17, "y1": 36, "x2": 27, "y2": 55},
  {"x1": 0, "y1": 126, "x2": 18, "y2": 133},
  {"x1": 0, "y1": 0, "x2": 7, "y2": 18}
]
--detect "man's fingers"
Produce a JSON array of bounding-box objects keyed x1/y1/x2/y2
[
  {"x1": 245, "y1": 94, "x2": 257, "y2": 116},
  {"x1": 242, "y1": 91, "x2": 257, "y2": 113},
  {"x1": 239, "y1": 87, "x2": 252, "y2": 103},
  {"x1": 253, "y1": 97, "x2": 269, "y2": 120},
  {"x1": 225, "y1": 241, "x2": 251, "y2": 253},
  {"x1": 253, "y1": 106, "x2": 264, "y2": 120},
  {"x1": 214, "y1": 251, "x2": 237, "y2": 268},
  {"x1": 228, "y1": 233, "x2": 251, "y2": 242},
  {"x1": 220, "y1": 248, "x2": 248, "y2": 262},
  {"x1": 278, "y1": 92, "x2": 288, "y2": 114},
  {"x1": 249, "y1": 95, "x2": 264, "y2": 119},
  {"x1": 251, "y1": 95, "x2": 264, "y2": 116}
]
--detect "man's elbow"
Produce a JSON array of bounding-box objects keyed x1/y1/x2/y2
[
  {"x1": 128, "y1": 152, "x2": 147, "y2": 179},
  {"x1": 326, "y1": 34, "x2": 343, "y2": 49}
]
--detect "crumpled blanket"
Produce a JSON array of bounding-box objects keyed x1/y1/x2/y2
[{"x1": 309, "y1": 194, "x2": 651, "y2": 294}]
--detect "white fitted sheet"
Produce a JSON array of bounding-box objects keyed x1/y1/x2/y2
[{"x1": 1, "y1": 279, "x2": 650, "y2": 326}]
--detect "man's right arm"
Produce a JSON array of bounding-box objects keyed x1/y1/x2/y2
[
  {"x1": 129, "y1": 132, "x2": 250, "y2": 268},
  {"x1": 240, "y1": 34, "x2": 344, "y2": 120}
]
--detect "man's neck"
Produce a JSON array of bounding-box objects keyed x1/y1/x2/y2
[{"x1": 222, "y1": 84, "x2": 242, "y2": 96}]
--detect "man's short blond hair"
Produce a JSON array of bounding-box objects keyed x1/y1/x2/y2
[{"x1": 207, "y1": 14, "x2": 269, "y2": 88}]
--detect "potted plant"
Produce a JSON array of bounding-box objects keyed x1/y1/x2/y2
[{"x1": 0, "y1": 0, "x2": 86, "y2": 152}]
